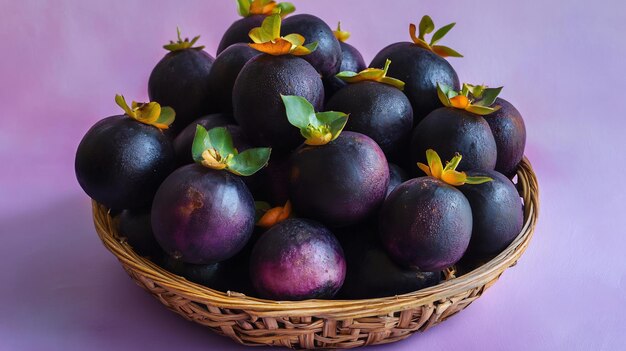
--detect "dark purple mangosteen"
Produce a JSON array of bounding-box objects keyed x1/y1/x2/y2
[
  {"x1": 148, "y1": 30, "x2": 216, "y2": 134},
  {"x1": 370, "y1": 16, "x2": 461, "y2": 124},
  {"x1": 387, "y1": 162, "x2": 409, "y2": 198},
  {"x1": 117, "y1": 208, "x2": 163, "y2": 258},
  {"x1": 483, "y1": 97, "x2": 527, "y2": 177},
  {"x1": 249, "y1": 218, "x2": 346, "y2": 300}
]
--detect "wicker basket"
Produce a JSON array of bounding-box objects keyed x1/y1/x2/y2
[{"x1": 91, "y1": 157, "x2": 539, "y2": 349}]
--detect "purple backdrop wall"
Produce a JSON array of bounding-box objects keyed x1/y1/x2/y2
[{"x1": 1, "y1": 0, "x2": 625, "y2": 350}]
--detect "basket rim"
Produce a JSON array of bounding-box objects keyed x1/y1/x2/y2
[{"x1": 92, "y1": 157, "x2": 539, "y2": 319}]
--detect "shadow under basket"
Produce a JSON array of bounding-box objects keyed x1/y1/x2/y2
[{"x1": 92, "y1": 157, "x2": 539, "y2": 349}]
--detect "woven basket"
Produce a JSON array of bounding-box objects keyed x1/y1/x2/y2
[{"x1": 92, "y1": 157, "x2": 539, "y2": 349}]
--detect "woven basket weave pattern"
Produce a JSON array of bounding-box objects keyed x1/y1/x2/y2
[{"x1": 92, "y1": 157, "x2": 539, "y2": 349}]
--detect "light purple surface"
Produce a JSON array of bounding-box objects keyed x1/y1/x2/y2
[{"x1": 1, "y1": 0, "x2": 625, "y2": 350}]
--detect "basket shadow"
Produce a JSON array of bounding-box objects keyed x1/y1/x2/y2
[{"x1": 1, "y1": 195, "x2": 256, "y2": 350}]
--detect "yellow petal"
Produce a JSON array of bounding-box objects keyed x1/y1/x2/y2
[
  {"x1": 417, "y1": 162, "x2": 432, "y2": 177},
  {"x1": 450, "y1": 95, "x2": 470, "y2": 109},
  {"x1": 425, "y1": 149, "x2": 443, "y2": 179},
  {"x1": 249, "y1": 38, "x2": 292, "y2": 55},
  {"x1": 441, "y1": 170, "x2": 467, "y2": 186}
]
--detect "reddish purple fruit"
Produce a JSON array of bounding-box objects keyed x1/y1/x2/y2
[
  {"x1": 379, "y1": 177, "x2": 473, "y2": 271},
  {"x1": 250, "y1": 218, "x2": 346, "y2": 300},
  {"x1": 151, "y1": 164, "x2": 255, "y2": 264}
]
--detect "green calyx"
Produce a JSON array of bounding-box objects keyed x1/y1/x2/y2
[
  {"x1": 281, "y1": 95, "x2": 348, "y2": 146},
  {"x1": 437, "y1": 83, "x2": 503, "y2": 115},
  {"x1": 336, "y1": 59, "x2": 405, "y2": 90},
  {"x1": 236, "y1": 0, "x2": 295, "y2": 18},
  {"x1": 163, "y1": 28, "x2": 204, "y2": 51},
  {"x1": 191, "y1": 125, "x2": 271, "y2": 176},
  {"x1": 409, "y1": 15, "x2": 462, "y2": 58},
  {"x1": 248, "y1": 14, "x2": 318, "y2": 56},
  {"x1": 333, "y1": 22, "x2": 350, "y2": 42},
  {"x1": 115, "y1": 94, "x2": 175, "y2": 130}
]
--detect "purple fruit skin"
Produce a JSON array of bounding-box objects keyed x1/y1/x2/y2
[
  {"x1": 216, "y1": 15, "x2": 265, "y2": 55},
  {"x1": 483, "y1": 98, "x2": 527, "y2": 177},
  {"x1": 148, "y1": 49, "x2": 216, "y2": 134},
  {"x1": 370, "y1": 42, "x2": 460, "y2": 124},
  {"x1": 257, "y1": 154, "x2": 291, "y2": 206},
  {"x1": 326, "y1": 81, "x2": 413, "y2": 158},
  {"x1": 410, "y1": 107, "x2": 498, "y2": 172},
  {"x1": 232, "y1": 54, "x2": 324, "y2": 151},
  {"x1": 75, "y1": 115, "x2": 176, "y2": 210},
  {"x1": 151, "y1": 164, "x2": 255, "y2": 264},
  {"x1": 339, "y1": 41, "x2": 366, "y2": 73},
  {"x1": 249, "y1": 218, "x2": 346, "y2": 300},
  {"x1": 207, "y1": 43, "x2": 261, "y2": 113},
  {"x1": 459, "y1": 169, "x2": 524, "y2": 258},
  {"x1": 386, "y1": 163, "x2": 408, "y2": 198},
  {"x1": 281, "y1": 14, "x2": 342, "y2": 78},
  {"x1": 379, "y1": 177, "x2": 473, "y2": 272},
  {"x1": 289, "y1": 131, "x2": 389, "y2": 227}
]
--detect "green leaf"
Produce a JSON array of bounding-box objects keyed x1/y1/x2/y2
[
  {"x1": 379, "y1": 77, "x2": 405, "y2": 91},
  {"x1": 465, "y1": 104, "x2": 501, "y2": 116},
  {"x1": 262, "y1": 14, "x2": 281, "y2": 41},
  {"x1": 316, "y1": 111, "x2": 348, "y2": 141},
  {"x1": 281, "y1": 95, "x2": 315, "y2": 129},
  {"x1": 283, "y1": 33, "x2": 304, "y2": 46},
  {"x1": 474, "y1": 86, "x2": 503, "y2": 107},
  {"x1": 336, "y1": 71, "x2": 358, "y2": 78},
  {"x1": 430, "y1": 22, "x2": 456, "y2": 46},
  {"x1": 432, "y1": 45, "x2": 463, "y2": 58},
  {"x1": 155, "y1": 106, "x2": 176, "y2": 126},
  {"x1": 275, "y1": 2, "x2": 295, "y2": 16},
  {"x1": 303, "y1": 41, "x2": 318, "y2": 53},
  {"x1": 207, "y1": 126, "x2": 236, "y2": 156},
  {"x1": 228, "y1": 147, "x2": 272, "y2": 176},
  {"x1": 115, "y1": 94, "x2": 133, "y2": 116},
  {"x1": 236, "y1": 0, "x2": 251, "y2": 17},
  {"x1": 191, "y1": 125, "x2": 211, "y2": 162},
  {"x1": 465, "y1": 176, "x2": 493, "y2": 185},
  {"x1": 418, "y1": 15, "x2": 435, "y2": 40},
  {"x1": 437, "y1": 83, "x2": 453, "y2": 106}
]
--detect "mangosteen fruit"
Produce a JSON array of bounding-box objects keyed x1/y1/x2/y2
[
  {"x1": 282, "y1": 95, "x2": 389, "y2": 227},
  {"x1": 157, "y1": 254, "x2": 225, "y2": 289},
  {"x1": 151, "y1": 126, "x2": 271, "y2": 264},
  {"x1": 370, "y1": 16, "x2": 461, "y2": 123},
  {"x1": 322, "y1": 22, "x2": 367, "y2": 100},
  {"x1": 207, "y1": 43, "x2": 261, "y2": 113},
  {"x1": 410, "y1": 83, "x2": 501, "y2": 172},
  {"x1": 75, "y1": 95, "x2": 176, "y2": 210},
  {"x1": 483, "y1": 97, "x2": 527, "y2": 177},
  {"x1": 380, "y1": 150, "x2": 492, "y2": 271},
  {"x1": 281, "y1": 14, "x2": 342, "y2": 77},
  {"x1": 339, "y1": 226, "x2": 441, "y2": 299},
  {"x1": 117, "y1": 208, "x2": 163, "y2": 258},
  {"x1": 148, "y1": 29, "x2": 215, "y2": 134},
  {"x1": 327, "y1": 59, "x2": 413, "y2": 159},
  {"x1": 459, "y1": 169, "x2": 523, "y2": 258},
  {"x1": 249, "y1": 218, "x2": 346, "y2": 300},
  {"x1": 387, "y1": 162, "x2": 409, "y2": 198},
  {"x1": 232, "y1": 15, "x2": 323, "y2": 151},
  {"x1": 217, "y1": 0, "x2": 295, "y2": 55}
]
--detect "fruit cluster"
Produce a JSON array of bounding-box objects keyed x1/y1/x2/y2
[{"x1": 75, "y1": 1, "x2": 527, "y2": 301}]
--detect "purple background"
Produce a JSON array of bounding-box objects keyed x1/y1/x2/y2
[{"x1": 1, "y1": 0, "x2": 625, "y2": 350}]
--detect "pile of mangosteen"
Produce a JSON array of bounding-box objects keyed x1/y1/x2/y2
[{"x1": 75, "y1": 0, "x2": 527, "y2": 301}]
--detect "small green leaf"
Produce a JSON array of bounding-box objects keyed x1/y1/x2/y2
[
  {"x1": 474, "y1": 86, "x2": 503, "y2": 107},
  {"x1": 236, "y1": 0, "x2": 251, "y2": 17},
  {"x1": 418, "y1": 15, "x2": 435, "y2": 40},
  {"x1": 379, "y1": 77, "x2": 405, "y2": 91},
  {"x1": 228, "y1": 147, "x2": 272, "y2": 176},
  {"x1": 262, "y1": 14, "x2": 281, "y2": 41},
  {"x1": 430, "y1": 22, "x2": 456, "y2": 46},
  {"x1": 283, "y1": 33, "x2": 304, "y2": 46},
  {"x1": 275, "y1": 2, "x2": 295, "y2": 16},
  {"x1": 437, "y1": 83, "x2": 453, "y2": 107},
  {"x1": 465, "y1": 104, "x2": 501, "y2": 116},
  {"x1": 115, "y1": 94, "x2": 133, "y2": 117},
  {"x1": 191, "y1": 125, "x2": 211, "y2": 162},
  {"x1": 465, "y1": 176, "x2": 493, "y2": 185},
  {"x1": 207, "y1": 126, "x2": 236, "y2": 156},
  {"x1": 336, "y1": 71, "x2": 358, "y2": 78},
  {"x1": 432, "y1": 45, "x2": 463, "y2": 58},
  {"x1": 281, "y1": 95, "x2": 315, "y2": 129},
  {"x1": 303, "y1": 41, "x2": 318, "y2": 53},
  {"x1": 155, "y1": 106, "x2": 176, "y2": 126}
]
